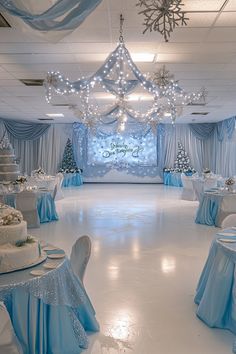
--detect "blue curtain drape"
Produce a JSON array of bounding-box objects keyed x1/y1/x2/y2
[
  {"x1": 189, "y1": 117, "x2": 236, "y2": 142},
  {"x1": 216, "y1": 116, "x2": 235, "y2": 142},
  {"x1": 0, "y1": 0, "x2": 103, "y2": 31},
  {"x1": 3, "y1": 119, "x2": 50, "y2": 141},
  {"x1": 189, "y1": 123, "x2": 215, "y2": 140}
]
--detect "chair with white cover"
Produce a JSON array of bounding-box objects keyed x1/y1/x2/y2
[
  {"x1": 16, "y1": 191, "x2": 40, "y2": 228},
  {"x1": 54, "y1": 173, "x2": 64, "y2": 201},
  {"x1": 0, "y1": 302, "x2": 23, "y2": 354},
  {"x1": 181, "y1": 174, "x2": 197, "y2": 201},
  {"x1": 70, "y1": 235, "x2": 92, "y2": 284}
]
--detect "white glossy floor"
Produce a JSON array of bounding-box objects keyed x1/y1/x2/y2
[{"x1": 31, "y1": 184, "x2": 234, "y2": 354}]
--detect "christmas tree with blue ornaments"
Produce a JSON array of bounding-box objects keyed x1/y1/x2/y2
[
  {"x1": 174, "y1": 142, "x2": 195, "y2": 173},
  {"x1": 59, "y1": 138, "x2": 82, "y2": 173}
]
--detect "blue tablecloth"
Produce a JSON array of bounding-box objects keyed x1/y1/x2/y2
[
  {"x1": 195, "y1": 193, "x2": 221, "y2": 226},
  {"x1": 3, "y1": 192, "x2": 58, "y2": 224},
  {"x1": 195, "y1": 229, "x2": 236, "y2": 352},
  {"x1": 163, "y1": 172, "x2": 183, "y2": 187},
  {"x1": 0, "y1": 256, "x2": 99, "y2": 354},
  {"x1": 62, "y1": 173, "x2": 83, "y2": 188},
  {"x1": 37, "y1": 193, "x2": 58, "y2": 223}
]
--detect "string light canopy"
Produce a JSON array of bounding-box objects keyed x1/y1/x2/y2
[
  {"x1": 152, "y1": 65, "x2": 207, "y2": 114},
  {"x1": 44, "y1": 14, "x2": 203, "y2": 132},
  {"x1": 137, "y1": 0, "x2": 189, "y2": 42}
]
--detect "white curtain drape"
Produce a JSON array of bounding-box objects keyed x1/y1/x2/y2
[
  {"x1": 205, "y1": 128, "x2": 236, "y2": 177},
  {"x1": 1, "y1": 123, "x2": 73, "y2": 175},
  {"x1": 163, "y1": 124, "x2": 208, "y2": 172}
]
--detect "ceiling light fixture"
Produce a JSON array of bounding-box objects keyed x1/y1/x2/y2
[
  {"x1": 46, "y1": 113, "x2": 64, "y2": 117},
  {"x1": 44, "y1": 15, "x2": 202, "y2": 133}
]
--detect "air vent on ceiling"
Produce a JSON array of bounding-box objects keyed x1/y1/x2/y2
[
  {"x1": 191, "y1": 112, "x2": 209, "y2": 116},
  {"x1": 20, "y1": 79, "x2": 44, "y2": 86},
  {"x1": 187, "y1": 102, "x2": 206, "y2": 106},
  {"x1": 0, "y1": 13, "x2": 11, "y2": 28},
  {"x1": 38, "y1": 118, "x2": 54, "y2": 121},
  {"x1": 52, "y1": 103, "x2": 72, "y2": 107}
]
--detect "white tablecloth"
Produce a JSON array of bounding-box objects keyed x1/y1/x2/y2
[{"x1": 26, "y1": 176, "x2": 56, "y2": 191}]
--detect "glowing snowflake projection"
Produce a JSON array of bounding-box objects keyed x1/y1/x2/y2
[{"x1": 137, "y1": 0, "x2": 189, "y2": 42}]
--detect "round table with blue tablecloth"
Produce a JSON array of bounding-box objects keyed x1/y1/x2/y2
[
  {"x1": 62, "y1": 173, "x2": 83, "y2": 187},
  {"x1": 0, "y1": 246, "x2": 99, "y2": 354},
  {"x1": 163, "y1": 171, "x2": 183, "y2": 187},
  {"x1": 195, "y1": 229, "x2": 236, "y2": 353},
  {"x1": 2, "y1": 191, "x2": 58, "y2": 224},
  {"x1": 195, "y1": 190, "x2": 236, "y2": 227}
]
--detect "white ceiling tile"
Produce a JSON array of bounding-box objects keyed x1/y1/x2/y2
[
  {"x1": 215, "y1": 12, "x2": 236, "y2": 26},
  {"x1": 207, "y1": 28, "x2": 236, "y2": 42},
  {"x1": 167, "y1": 28, "x2": 210, "y2": 42},
  {"x1": 223, "y1": 0, "x2": 236, "y2": 11},
  {"x1": 186, "y1": 12, "x2": 217, "y2": 27},
  {"x1": 183, "y1": 0, "x2": 226, "y2": 11},
  {"x1": 0, "y1": 79, "x2": 23, "y2": 87}
]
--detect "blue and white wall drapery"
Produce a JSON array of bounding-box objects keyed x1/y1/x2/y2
[
  {"x1": 0, "y1": 120, "x2": 72, "y2": 175},
  {"x1": 4, "y1": 119, "x2": 50, "y2": 140},
  {"x1": 189, "y1": 116, "x2": 236, "y2": 177},
  {"x1": 0, "y1": 115, "x2": 235, "y2": 179}
]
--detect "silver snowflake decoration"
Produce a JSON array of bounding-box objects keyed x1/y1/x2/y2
[
  {"x1": 152, "y1": 65, "x2": 175, "y2": 87},
  {"x1": 137, "y1": 0, "x2": 189, "y2": 42}
]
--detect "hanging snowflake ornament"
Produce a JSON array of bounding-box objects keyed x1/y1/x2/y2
[
  {"x1": 152, "y1": 65, "x2": 175, "y2": 87},
  {"x1": 137, "y1": 0, "x2": 189, "y2": 42}
]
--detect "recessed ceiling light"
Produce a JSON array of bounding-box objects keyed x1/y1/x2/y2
[
  {"x1": 46, "y1": 113, "x2": 64, "y2": 118},
  {"x1": 164, "y1": 112, "x2": 172, "y2": 117},
  {"x1": 130, "y1": 53, "x2": 155, "y2": 62}
]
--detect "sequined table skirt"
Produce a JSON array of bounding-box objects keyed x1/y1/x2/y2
[{"x1": 0, "y1": 257, "x2": 99, "y2": 354}]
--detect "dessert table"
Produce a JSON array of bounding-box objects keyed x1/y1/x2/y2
[
  {"x1": 195, "y1": 229, "x2": 236, "y2": 353},
  {"x1": 0, "y1": 245, "x2": 99, "y2": 354},
  {"x1": 163, "y1": 172, "x2": 183, "y2": 187},
  {"x1": 195, "y1": 190, "x2": 236, "y2": 227},
  {"x1": 62, "y1": 173, "x2": 83, "y2": 188},
  {"x1": 2, "y1": 191, "x2": 58, "y2": 224}
]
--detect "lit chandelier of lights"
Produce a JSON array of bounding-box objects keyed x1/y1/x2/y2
[
  {"x1": 152, "y1": 65, "x2": 206, "y2": 114},
  {"x1": 137, "y1": 0, "x2": 189, "y2": 42},
  {"x1": 44, "y1": 14, "x2": 203, "y2": 131}
]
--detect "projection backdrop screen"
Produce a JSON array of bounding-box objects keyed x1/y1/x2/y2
[{"x1": 87, "y1": 132, "x2": 157, "y2": 166}]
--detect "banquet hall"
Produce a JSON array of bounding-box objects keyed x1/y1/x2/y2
[{"x1": 1, "y1": 1, "x2": 236, "y2": 354}]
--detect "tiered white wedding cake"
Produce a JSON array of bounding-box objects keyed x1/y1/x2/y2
[
  {"x1": 0, "y1": 204, "x2": 42, "y2": 273},
  {"x1": 0, "y1": 133, "x2": 20, "y2": 182}
]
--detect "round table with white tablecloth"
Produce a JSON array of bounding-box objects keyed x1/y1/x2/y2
[{"x1": 26, "y1": 176, "x2": 56, "y2": 191}]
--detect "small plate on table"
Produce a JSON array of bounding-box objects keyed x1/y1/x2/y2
[
  {"x1": 217, "y1": 232, "x2": 236, "y2": 237},
  {"x1": 218, "y1": 238, "x2": 236, "y2": 243},
  {"x1": 42, "y1": 245, "x2": 60, "y2": 251},
  {"x1": 43, "y1": 262, "x2": 58, "y2": 270},
  {"x1": 47, "y1": 253, "x2": 65, "y2": 259},
  {"x1": 30, "y1": 269, "x2": 45, "y2": 276}
]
